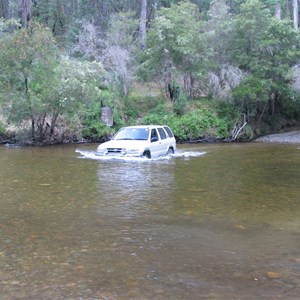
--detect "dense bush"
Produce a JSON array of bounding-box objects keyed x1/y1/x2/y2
[
  {"x1": 81, "y1": 104, "x2": 114, "y2": 142},
  {"x1": 141, "y1": 103, "x2": 231, "y2": 142}
]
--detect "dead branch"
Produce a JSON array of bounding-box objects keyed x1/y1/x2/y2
[{"x1": 231, "y1": 113, "x2": 247, "y2": 141}]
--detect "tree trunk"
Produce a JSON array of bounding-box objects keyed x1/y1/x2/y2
[
  {"x1": 0, "y1": 0, "x2": 9, "y2": 18},
  {"x1": 292, "y1": 0, "x2": 298, "y2": 29},
  {"x1": 22, "y1": 0, "x2": 32, "y2": 29},
  {"x1": 139, "y1": 0, "x2": 147, "y2": 49},
  {"x1": 275, "y1": 2, "x2": 281, "y2": 19},
  {"x1": 31, "y1": 115, "x2": 35, "y2": 141},
  {"x1": 50, "y1": 112, "x2": 59, "y2": 137}
]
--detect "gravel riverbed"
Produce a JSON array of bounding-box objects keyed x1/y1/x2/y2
[{"x1": 255, "y1": 130, "x2": 300, "y2": 144}]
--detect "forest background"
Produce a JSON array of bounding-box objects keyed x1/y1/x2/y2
[{"x1": 1, "y1": 0, "x2": 300, "y2": 145}]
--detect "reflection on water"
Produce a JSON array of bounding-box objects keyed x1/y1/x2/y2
[
  {"x1": 0, "y1": 143, "x2": 300, "y2": 299},
  {"x1": 96, "y1": 160, "x2": 175, "y2": 220}
]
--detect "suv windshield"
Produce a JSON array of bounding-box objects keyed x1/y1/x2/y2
[{"x1": 114, "y1": 128, "x2": 149, "y2": 140}]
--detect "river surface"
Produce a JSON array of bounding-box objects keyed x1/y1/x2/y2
[{"x1": 0, "y1": 142, "x2": 300, "y2": 299}]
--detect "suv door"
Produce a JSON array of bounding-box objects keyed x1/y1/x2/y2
[
  {"x1": 157, "y1": 127, "x2": 170, "y2": 154},
  {"x1": 150, "y1": 128, "x2": 165, "y2": 157}
]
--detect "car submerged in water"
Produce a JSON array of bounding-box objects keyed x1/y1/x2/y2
[{"x1": 96, "y1": 125, "x2": 176, "y2": 159}]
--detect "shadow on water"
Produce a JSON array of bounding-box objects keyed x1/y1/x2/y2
[{"x1": 0, "y1": 143, "x2": 300, "y2": 299}]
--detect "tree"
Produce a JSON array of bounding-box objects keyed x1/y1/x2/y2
[
  {"x1": 291, "y1": 0, "x2": 298, "y2": 29},
  {"x1": 22, "y1": 0, "x2": 32, "y2": 28},
  {"x1": 139, "y1": 0, "x2": 148, "y2": 49},
  {"x1": 229, "y1": 0, "x2": 300, "y2": 125},
  {"x1": 274, "y1": 1, "x2": 281, "y2": 19},
  {"x1": 45, "y1": 56, "x2": 104, "y2": 142},
  {"x1": 75, "y1": 11, "x2": 139, "y2": 97},
  {"x1": 205, "y1": 0, "x2": 243, "y2": 98},
  {"x1": 0, "y1": 0, "x2": 10, "y2": 19},
  {"x1": 0, "y1": 22, "x2": 104, "y2": 143},
  {"x1": 0, "y1": 23, "x2": 59, "y2": 140},
  {"x1": 141, "y1": 1, "x2": 203, "y2": 99}
]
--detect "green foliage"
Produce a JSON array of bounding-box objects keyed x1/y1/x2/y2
[
  {"x1": 140, "y1": 103, "x2": 174, "y2": 125},
  {"x1": 81, "y1": 106, "x2": 114, "y2": 141},
  {"x1": 229, "y1": 0, "x2": 271, "y2": 70},
  {"x1": 141, "y1": 103, "x2": 230, "y2": 141},
  {"x1": 0, "y1": 121, "x2": 6, "y2": 135},
  {"x1": 231, "y1": 4, "x2": 300, "y2": 80},
  {"x1": 215, "y1": 100, "x2": 239, "y2": 128},
  {"x1": 173, "y1": 92, "x2": 188, "y2": 116},
  {"x1": 2, "y1": 0, "x2": 300, "y2": 143},
  {"x1": 102, "y1": 11, "x2": 139, "y2": 97},
  {"x1": 53, "y1": 56, "x2": 103, "y2": 113},
  {"x1": 140, "y1": 1, "x2": 205, "y2": 96},
  {"x1": 0, "y1": 22, "x2": 59, "y2": 126},
  {"x1": 172, "y1": 109, "x2": 229, "y2": 141},
  {"x1": 233, "y1": 76, "x2": 271, "y2": 104},
  {"x1": 227, "y1": 0, "x2": 300, "y2": 126},
  {"x1": 32, "y1": 0, "x2": 68, "y2": 45},
  {"x1": 0, "y1": 22, "x2": 105, "y2": 143}
]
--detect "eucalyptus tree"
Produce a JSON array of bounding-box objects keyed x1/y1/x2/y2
[
  {"x1": 0, "y1": 22, "x2": 104, "y2": 143},
  {"x1": 141, "y1": 1, "x2": 203, "y2": 99},
  {"x1": 103, "y1": 12, "x2": 139, "y2": 97},
  {"x1": 0, "y1": 22, "x2": 59, "y2": 140},
  {"x1": 229, "y1": 0, "x2": 300, "y2": 124},
  {"x1": 140, "y1": 0, "x2": 147, "y2": 49},
  {"x1": 274, "y1": 1, "x2": 281, "y2": 19},
  {"x1": 0, "y1": 0, "x2": 10, "y2": 19},
  {"x1": 22, "y1": 0, "x2": 32, "y2": 28},
  {"x1": 75, "y1": 11, "x2": 139, "y2": 98},
  {"x1": 291, "y1": 0, "x2": 298, "y2": 29},
  {"x1": 205, "y1": 0, "x2": 245, "y2": 98}
]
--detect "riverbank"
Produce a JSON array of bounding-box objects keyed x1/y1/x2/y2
[
  {"x1": 255, "y1": 130, "x2": 300, "y2": 144},
  {"x1": 2, "y1": 127, "x2": 300, "y2": 146}
]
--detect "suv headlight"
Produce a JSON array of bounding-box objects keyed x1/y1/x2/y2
[{"x1": 96, "y1": 147, "x2": 107, "y2": 155}]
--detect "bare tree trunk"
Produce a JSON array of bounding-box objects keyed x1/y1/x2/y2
[
  {"x1": 275, "y1": 2, "x2": 281, "y2": 19},
  {"x1": 22, "y1": 0, "x2": 31, "y2": 29},
  {"x1": 31, "y1": 116, "x2": 35, "y2": 141},
  {"x1": 231, "y1": 114, "x2": 247, "y2": 141},
  {"x1": 139, "y1": 0, "x2": 147, "y2": 49},
  {"x1": 0, "y1": 0, "x2": 9, "y2": 18},
  {"x1": 292, "y1": 0, "x2": 298, "y2": 29},
  {"x1": 50, "y1": 112, "x2": 59, "y2": 137}
]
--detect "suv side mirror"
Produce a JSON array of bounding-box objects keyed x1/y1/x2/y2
[{"x1": 151, "y1": 136, "x2": 158, "y2": 143}]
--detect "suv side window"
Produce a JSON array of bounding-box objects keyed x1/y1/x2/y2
[
  {"x1": 151, "y1": 129, "x2": 159, "y2": 142},
  {"x1": 158, "y1": 128, "x2": 167, "y2": 139},
  {"x1": 164, "y1": 126, "x2": 174, "y2": 138}
]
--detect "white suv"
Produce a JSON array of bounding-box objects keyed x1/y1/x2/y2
[{"x1": 96, "y1": 125, "x2": 176, "y2": 158}]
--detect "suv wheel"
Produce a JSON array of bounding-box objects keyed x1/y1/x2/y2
[
  {"x1": 167, "y1": 148, "x2": 174, "y2": 155},
  {"x1": 143, "y1": 150, "x2": 151, "y2": 159}
]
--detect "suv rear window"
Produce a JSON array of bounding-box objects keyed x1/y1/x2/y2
[
  {"x1": 158, "y1": 128, "x2": 167, "y2": 139},
  {"x1": 163, "y1": 126, "x2": 174, "y2": 138}
]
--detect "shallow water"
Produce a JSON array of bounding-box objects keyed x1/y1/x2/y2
[{"x1": 1, "y1": 142, "x2": 300, "y2": 299}]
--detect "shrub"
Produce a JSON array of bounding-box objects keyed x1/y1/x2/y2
[
  {"x1": 140, "y1": 104, "x2": 175, "y2": 125},
  {"x1": 0, "y1": 122, "x2": 6, "y2": 135},
  {"x1": 141, "y1": 105, "x2": 231, "y2": 142},
  {"x1": 81, "y1": 103, "x2": 115, "y2": 142}
]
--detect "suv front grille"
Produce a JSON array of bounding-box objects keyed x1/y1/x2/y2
[{"x1": 107, "y1": 148, "x2": 123, "y2": 154}]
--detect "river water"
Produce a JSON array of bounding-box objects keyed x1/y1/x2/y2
[{"x1": 0, "y1": 142, "x2": 300, "y2": 299}]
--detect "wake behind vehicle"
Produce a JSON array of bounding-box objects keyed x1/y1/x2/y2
[{"x1": 96, "y1": 125, "x2": 176, "y2": 159}]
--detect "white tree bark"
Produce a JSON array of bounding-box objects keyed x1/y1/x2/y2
[
  {"x1": 275, "y1": 2, "x2": 281, "y2": 20},
  {"x1": 22, "y1": 0, "x2": 31, "y2": 29},
  {"x1": 292, "y1": 0, "x2": 298, "y2": 29},
  {"x1": 0, "y1": 0, "x2": 9, "y2": 18},
  {"x1": 139, "y1": 0, "x2": 147, "y2": 49}
]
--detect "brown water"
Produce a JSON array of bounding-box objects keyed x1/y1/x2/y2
[{"x1": 0, "y1": 142, "x2": 300, "y2": 299}]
